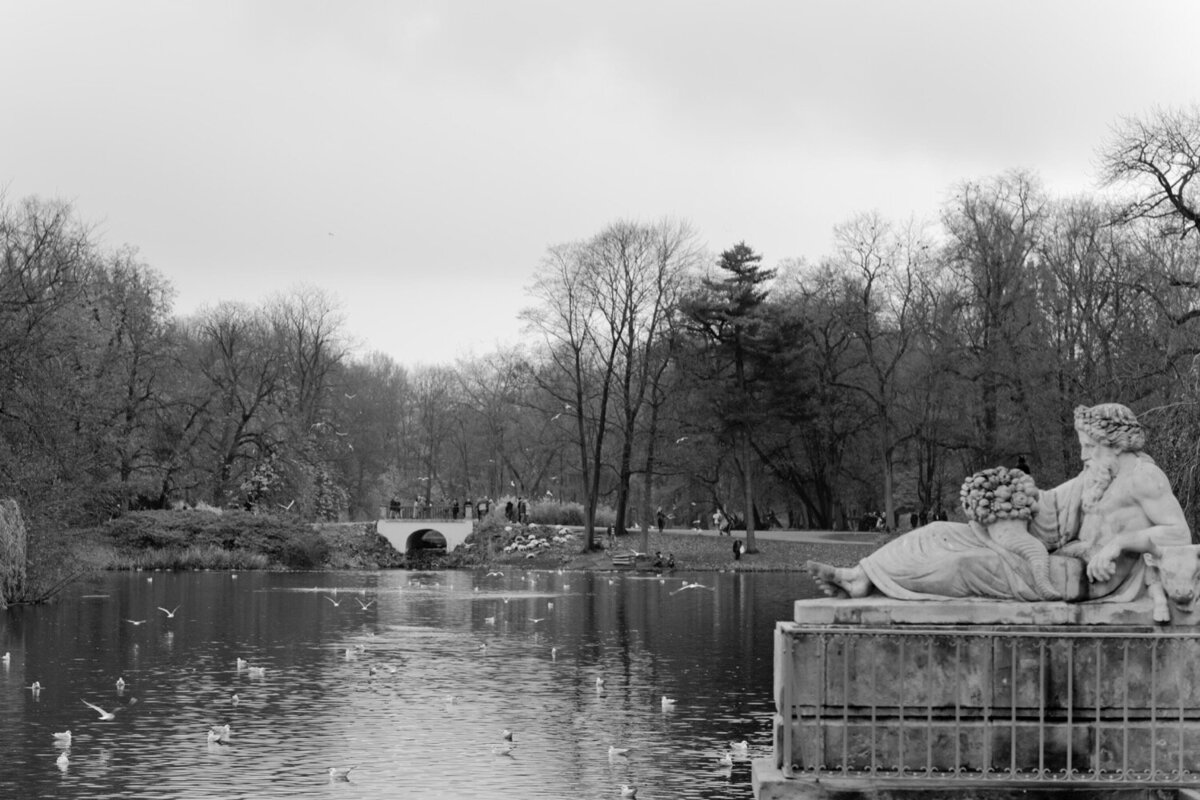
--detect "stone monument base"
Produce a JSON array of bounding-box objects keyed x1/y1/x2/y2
[{"x1": 756, "y1": 597, "x2": 1200, "y2": 799}]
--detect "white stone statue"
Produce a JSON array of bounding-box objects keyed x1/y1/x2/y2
[{"x1": 806, "y1": 403, "x2": 1193, "y2": 613}]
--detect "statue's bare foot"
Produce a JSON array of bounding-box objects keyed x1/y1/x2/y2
[{"x1": 805, "y1": 561, "x2": 871, "y2": 598}]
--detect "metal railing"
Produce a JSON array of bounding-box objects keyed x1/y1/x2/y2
[{"x1": 779, "y1": 625, "x2": 1200, "y2": 785}]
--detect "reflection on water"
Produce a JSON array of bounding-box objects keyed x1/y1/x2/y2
[{"x1": 0, "y1": 568, "x2": 819, "y2": 799}]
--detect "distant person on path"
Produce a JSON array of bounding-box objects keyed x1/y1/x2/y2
[
  {"x1": 517, "y1": 496, "x2": 528, "y2": 524},
  {"x1": 452, "y1": 499, "x2": 460, "y2": 520},
  {"x1": 732, "y1": 538, "x2": 742, "y2": 561},
  {"x1": 505, "y1": 500, "x2": 514, "y2": 522},
  {"x1": 1018, "y1": 454, "x2": 1032, "y2": 477},
  {"x1": 656, "y1": 507, "x2": 666, "y2": 533}
]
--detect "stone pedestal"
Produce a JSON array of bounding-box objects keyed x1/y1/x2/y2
[{"x1": 755, "y1": 597, "x2": 1200, "y2": 800}]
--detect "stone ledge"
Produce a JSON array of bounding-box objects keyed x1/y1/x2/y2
[
  {"x1": 792, "y1": 596, "x2": 1200, "y2": 627},
  {"x1": 752, "y1": 759, "x2": 1200, "y2": 800}
]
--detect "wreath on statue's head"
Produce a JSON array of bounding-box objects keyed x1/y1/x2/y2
[{"x1": 959, "y1": 467, "x2": 1038, "y2": 524}]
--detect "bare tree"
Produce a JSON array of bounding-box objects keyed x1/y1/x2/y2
[{"x1": 1101, "y1": 105, "x2": 1200, "y2": 237}]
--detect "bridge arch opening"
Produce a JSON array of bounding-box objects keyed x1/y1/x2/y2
[{"x1": 406, "y1": 529, "x2": 447, "y2": 554}]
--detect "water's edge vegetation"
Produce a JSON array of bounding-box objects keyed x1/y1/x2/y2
[{"x1": 51, "y1": 508, "x2": 878, "y2": 582}]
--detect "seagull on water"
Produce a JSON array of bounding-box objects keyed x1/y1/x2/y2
[
  {"x1": 83, "y1": 699, "x2": 117, "y2": 720},
  {"x1": 719, "y1": 751, "x2": 735, "y2": 766},
  {"x1": 52, "y1": 730, "x2": 71, "y2": 744},
  {"x1": 247, "y1": 666, "x2": 266, "y2": 678},
  {"x1": 236, "y1": 658, "x2": 249, "y2": 670},
  {"x1": 608, "y1": 745, "x2": 631, "y2": 758},
  {"x1": 116, "y1": 677, "x2": 126, "y2": 690},
  {"x1": 56, "y1": 752, "x2": 69, "y2": 769},
  {"x1": 621, "y1": 785, "x2": 637, "y2": 798},
  {"x1": 661, "y1": 695, "x2": 677, "y2": 710},
  {"x1": 231, "y1": 694, "x2": 240, "y2": 706},
  {"x1": 502, "y1": 728, "x2": 513, "y2": 741},
  {"x1": 157, "y1": 605, "x2": 180, "y2": 618},
  {"x1": 491, "y1": 742, "x2": 516, "y2": 756},
  {"x1": 731, "y1": 740, "x2": 749, "y2": 752},
  {"x1": 328, "y1": 766, "x2": 356, "y2": 781},
  {"x1": 208, "y1": 724, "x2": 231, "y2": 744},
  {"x1": 28, "y1": 681, "x2": 43, "y2": 692},
  {"x1": 670, "y1": 582, "x2": 714, "y2": 595},
  {"x1": 484, "y1": 615, "x2": 496, "y2": 625}
]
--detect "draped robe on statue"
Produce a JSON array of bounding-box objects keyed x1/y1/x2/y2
[{"x1": 859, "y1": 473, "x2": 1165, "y2": 603}]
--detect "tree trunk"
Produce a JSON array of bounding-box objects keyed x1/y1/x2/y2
[
  {"x1": 0, "y1": 499, "x2": 28, "y2": 608},
  {"x1": 742, "y1": 427, "x2": 757, "y2": 553}
]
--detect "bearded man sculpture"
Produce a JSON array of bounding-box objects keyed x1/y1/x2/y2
[{"x1": 806, "y1": 403, "x2": 1192, "y2": 604}]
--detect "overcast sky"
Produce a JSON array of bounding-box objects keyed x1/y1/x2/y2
[{"x1": 4, "y1": 1, "x2": 1198, "y2": 366}]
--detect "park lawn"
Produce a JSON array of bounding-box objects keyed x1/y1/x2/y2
[{"x1": 494, "y1": 529, "x2": 880, "y2": 573}]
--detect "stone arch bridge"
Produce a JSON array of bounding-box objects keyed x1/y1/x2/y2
[{"x1": 377, "y1": 518, "x2": 473, "y2": 554}]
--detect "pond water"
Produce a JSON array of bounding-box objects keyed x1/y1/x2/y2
[{"x1": 1, "y1": 568, "x2": 820, "y2": 799}]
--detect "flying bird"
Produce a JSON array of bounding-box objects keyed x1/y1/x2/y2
[
  {"x1": 157, "y1": 606, "x2": 180, "y2": 618},
  {"x1": 356, "y1": 598, "x2": 376, "y2": 610},
  {"x1": 125, "y1": 619, "x2": 148, "y2": 626},
  {"x1": 486, "y1": 571, "x2": 504, "y2": 577},
  {"x1": 529, "y1": 617, "x2": 546, "y2": 624},
  {"x1": 278, "y1": 500, "x2": 295, "y2": 510},
  {"x1": 324, "y1": 595, "x2": 342, "y2": 607},
  {"x1": 83, "y1": 699, "x2": 117, "y2": 720}
]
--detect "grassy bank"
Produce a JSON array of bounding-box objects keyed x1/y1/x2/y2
[
  {"x1": 446, "y1": 524, "x2": 881, "y2": 573},
  {"x1": 60, "y1": 509, "x2": 880, "y2": 576}
]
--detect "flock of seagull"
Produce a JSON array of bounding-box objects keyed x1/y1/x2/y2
[
  {"x1": 461, "y1": 570, "x2": 754, "y2": 797},
  {"x1": 12, "y1": 569, "x2": 756, "y2": 797}
]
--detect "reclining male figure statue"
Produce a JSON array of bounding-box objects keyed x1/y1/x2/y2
[{"x1": 806, "y1": 403, "x2": 1192, "y2": 618}]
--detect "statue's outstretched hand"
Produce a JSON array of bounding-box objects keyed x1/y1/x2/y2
[{"x1": 1087, "y1": 542, "x2": 1121, "y2": 583}]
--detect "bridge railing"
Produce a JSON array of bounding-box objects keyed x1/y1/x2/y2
[{"x1": 385, "y1": 502, "x2": 471, "y2": 521}]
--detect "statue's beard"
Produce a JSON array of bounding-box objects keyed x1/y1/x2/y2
[{"x1": 1081, "y1": 449, "x2": 1120, "y2": 512}]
